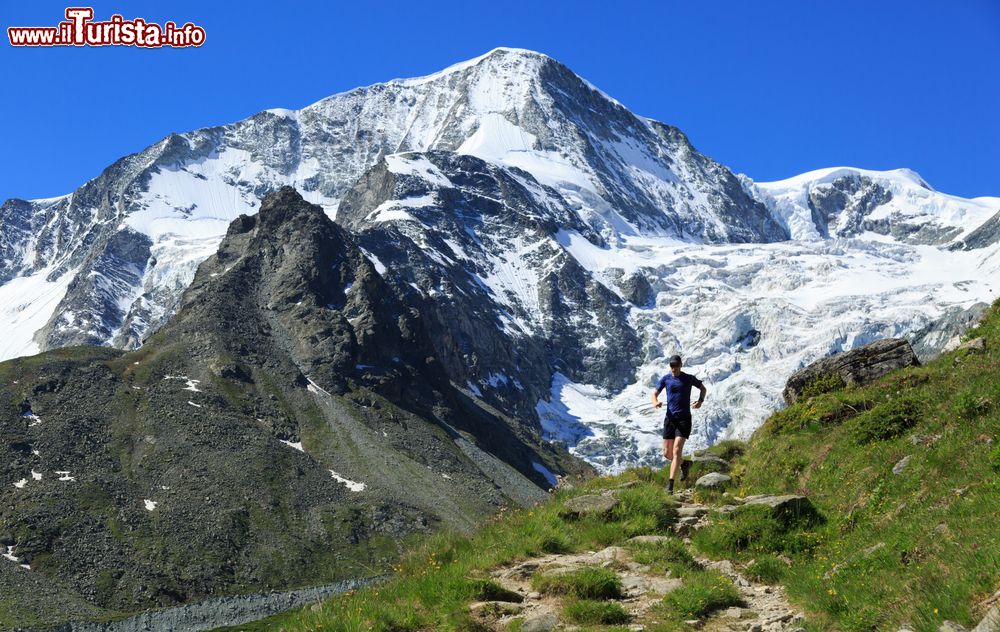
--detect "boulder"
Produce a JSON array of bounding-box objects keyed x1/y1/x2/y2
[
  {"x1": 783, "y1": 338, "x2": 920, "y2": 405},
  {"x1": 559, "y1": 494, "x2": 619, "y2": 520},
  {"x1": 695, "y1": 472, "x2": 731, "y2": 489}
]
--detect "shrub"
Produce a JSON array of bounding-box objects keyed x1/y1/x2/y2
[
  {"x1": 744, "y1": 555, "x2": 786, "y2": 583},
  {"x1": 563, "y1": 599, "x2": 631, "y2": 624},
  {"x1": 851, "y1": 397, "x2": 921, "y2": 444},
  {"x1": 801, "y1": 372, "x2": 846, "y2": 398},
  {"x1": 531, "y1": 566, "x2": 623, "y2": 600},
  {"x1": 953, "y1": 390, "x2": 992, "y2": 420},
  {"x1": 661, "y1": 570, "x2": 741, "y2": 619}
]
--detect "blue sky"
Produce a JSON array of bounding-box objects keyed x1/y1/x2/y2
[{"x1": 1, "y1": 0, "x2": 998, "y2": 202}]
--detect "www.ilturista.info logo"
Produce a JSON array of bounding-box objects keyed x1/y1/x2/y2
[{"x1": 8, "y1": 8, "x2": 205, "y2": 48}]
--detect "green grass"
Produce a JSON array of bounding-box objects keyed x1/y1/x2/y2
[
  {"x1": 744, "y1": 555, "x2": 786, "y2": 584},
  {"x1": 625, "y1": 537, "x2": 700, "y2": 576},
  {"x1": 532, "y1": 566, "x2": 624, "y2": 600},
  {"x1": 659, "y1": 570, "x2": 742, "y2": 619},
  {"x1": 563, "y1": 598, "x2": 631, "y2": 624}
]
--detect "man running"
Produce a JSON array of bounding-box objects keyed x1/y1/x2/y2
[{"x1": 651, "y1": 355, "x2": 707, "y2": 494}]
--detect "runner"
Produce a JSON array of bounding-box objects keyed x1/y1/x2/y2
[{"x1": 651, "y1": 354, "x2": 707, "y2": 494}]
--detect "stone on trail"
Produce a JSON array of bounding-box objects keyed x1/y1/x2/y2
[
  {"x1": 469, "y1": 600, "x2": 524, "y2": 618},
  {"x1": 694, "y1": 472, "x2": 731, "y2": 488},
  {"x1": 939, "y1": 622, "x2": 970, "y2": 632},
  {"x1": 521, "y1": 611, "x2": 560, "y2": 632},
  {"x1": 559, "y1": 494, "x2": 619, "y2": 520},
  {"x1": 677, "y1": 506, "x2": 708, "y2": 518}
]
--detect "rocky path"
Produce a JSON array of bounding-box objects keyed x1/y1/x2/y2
[{"x1": 467, "y1": 487, "x2": 808, "y2": 632}]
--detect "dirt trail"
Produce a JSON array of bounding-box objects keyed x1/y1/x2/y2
[{"x1": 470, "y1": 487, "x2": 807, "y2": 631}]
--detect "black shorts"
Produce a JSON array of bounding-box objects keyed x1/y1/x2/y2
[{"x1": 663, "y1": 411, "x2": 692, "y2": 440}]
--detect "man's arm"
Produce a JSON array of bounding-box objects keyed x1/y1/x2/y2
[
  {"x1": 652, "y1": 385, "x2": 663, "y2": 409},
  {"x1": 692, "y1": 384, "x2": 707, "y2": 409}
]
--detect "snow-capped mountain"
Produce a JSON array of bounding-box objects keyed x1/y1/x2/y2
[{"x1": 1, "y1": 47, "x2": 997, "y2": 471}]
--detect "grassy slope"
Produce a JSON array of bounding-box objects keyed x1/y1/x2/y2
[
  {"x1": 708, "y1": 299, "x2": 1000, "y2": 631},
  {"x1": 223, "y1": 301, "x2": 1000, "y2": 632}
]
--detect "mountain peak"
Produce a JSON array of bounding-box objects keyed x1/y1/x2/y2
[{"x1": 389, "y1": 46, "x2": 556, "y2": 89}]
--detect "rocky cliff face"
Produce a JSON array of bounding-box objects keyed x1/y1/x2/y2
[{"x1": 0, "y1": 188, "x2": 584, "y2": 622}]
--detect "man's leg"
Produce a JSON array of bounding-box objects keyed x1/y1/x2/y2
[
  {"x1": 662, "y1": 438, "x2": 675, "y2": 464},
  {"x1": 670, "y1": 436, "x2": 687, "y2": 482}
]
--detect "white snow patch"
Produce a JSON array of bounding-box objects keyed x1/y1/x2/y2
[
  {"x1": 12, "y1": 479, "x2": 27, "y2": 489},
  {"x1": 187, "y1": 401, "x2": 202, "y2": 408},
  {"x1": 305, "y1": 377, "x2": 331, "y2": 397},
  {"x1": 55, "y1": 471, "x2": 75, "y2": 482},
  {"x1": 30, "y1": 470, "x2": 42, "y2": 481},
  {"x1": 531, "y1": 461, "x2": 559, "y2": 488},
  {"x1": 2, "y1": 546, "x2": 29, "y2": 569},
  {"x1": 329, "y1": 470, "x2": 366, "y2": 492},
  {"x1": 384, "y1": 153, "x2": 452, "y2": 188},
  {"x1": 144, "y1": 499, "x2": 158, "y2": 511},
  {"x1": 360, "y1": 248, "x2": 388, "y2": 275},
  {"x1": 0, "y1": 266, "x2": 78, "y2": 362},
  {"x1": 280, "y1": 439, "x2": 305, "y2": 452}
]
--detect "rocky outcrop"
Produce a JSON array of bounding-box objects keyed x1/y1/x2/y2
[
  {"x1": 783, "y1": 338, "x2": 920, "y2": 404},
  {"x1": 953, "y1": 210, "x2": 1000, "y2": 251}
]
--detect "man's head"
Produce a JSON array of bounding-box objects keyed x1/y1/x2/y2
[{"x1": 668, "y1": 354, "x2": 682, "y2": 375}]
